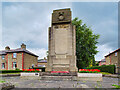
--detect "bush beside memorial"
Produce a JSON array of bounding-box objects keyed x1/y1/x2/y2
[
  {"x1": 0, "y1": 69, "x2": 41, "y2": 73},
  {"x1": 0, "y1": 70, "x2": 23, "y2": 73},
  {"x1": 86, "y1": 65, "x2": 115, "y2": 74}
]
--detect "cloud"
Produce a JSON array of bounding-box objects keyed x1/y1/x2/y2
[
  {"x1": 93, "y1": 19, "x2": 118, "y2": 49},
  {"x1": 2, "y1": 0, "x2": 120, "y2": 2},
  {"x1": 0, "y1": 2, "x2": 2, "y2": 46},
  {"x1": 2, "y1": 2, "x2": 72, "y2": 58},
  {"x1": 72, "y1": 2, "x2": 118, "y2": 61},
  {"x1": 95, "y1": 44, "x2": 113, "y2": 61},
  {"x1": 2, "y1": 2, "x2": 118, "y2": 61},
  {"x1": 29, "y1": 48, "x2": 47, "y2": 59}
]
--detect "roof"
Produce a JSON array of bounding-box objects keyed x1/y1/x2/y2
[
  {"x1": 38, "y1": 65, "x2": 46, "y2": 67},
  {"x1": 0, "y1": 48, "x2": 38, "y2": 57},
  {"x1": 98, "y1": 59, "x2": 106, "y2": 63},
  {"x1": 100, "y1": 59, "x2": 106, "y2": 62},
  {"x1": 38, "y1": 59, "x2": 47, "y2": 63},
  {"x1": 0, "y1": 50, "x2": 8, "y2": 55},
  {"x1": 105, "y1": 48, "x2": 120, "y2": 57}
]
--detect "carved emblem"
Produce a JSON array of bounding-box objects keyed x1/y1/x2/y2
[{"x1": 58, "y1": 12, "x2": 65, "y2": 21}]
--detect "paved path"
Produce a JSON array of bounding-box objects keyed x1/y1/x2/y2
[{"x1": 1, "y1": 76, "x2": 119, "y2": 88}]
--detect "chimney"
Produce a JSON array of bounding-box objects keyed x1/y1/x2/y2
[
  {"x1": 5, "y1": 46, "x2": 10, "y2": 50},
  {"x1": 21, "y1": 43, "x2": 26, "y2": 50}
]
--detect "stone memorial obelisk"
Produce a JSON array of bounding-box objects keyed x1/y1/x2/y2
[{"x1": 46, "y1": 8, "x2": 77, "y2": 72}]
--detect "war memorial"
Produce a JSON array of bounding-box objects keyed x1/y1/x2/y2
[{"x1": 46, "y1": 8, "x2": 78, "y2": 72}]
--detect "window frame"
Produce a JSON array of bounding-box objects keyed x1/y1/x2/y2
[
  {"x1": 13, "y1": 53, "x2": 17, "y2": 58},
  {"x1": 115, "y1": 52, "x2": 117, "y2": 56},
  {"x1": 13, "y1": 62, "x2": 17, "y2": 69},
  {"x1": 2, "y1": 63, "x2": 5, "y2": 69},
  {"x1": 1, "y1": 55, "x2": 5, "y2": 60}
]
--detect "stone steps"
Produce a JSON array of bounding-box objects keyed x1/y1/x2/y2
[
  {"x1": 39, "y1": 72, "x2": 77, "y2": 76},
  {"x1": 40, "y1": 76, "x2": 74, "y2": 80}
]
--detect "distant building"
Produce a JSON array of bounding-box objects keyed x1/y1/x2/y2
[
  {"x1": 99, "y1": 59, "x2": 106, "y2": 66},
  {"x1": 0, "y1": 43, "x2": 38, "y2": 70},
  {"x1": 105, "y1": 48, "x2": 120, "y2": 73},
  {"x1": 38, "y1": 58, "x2": 47, "y2": 68},
  {"x1": 95, "y1": 61, "x2": 99, "y2": 64}
]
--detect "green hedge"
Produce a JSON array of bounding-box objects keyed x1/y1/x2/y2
[
  {"x1": 0, "y1": 70, "x2": 23, "y2": 73},
  {"x1": 86, "y1": 65, "x2": 115, "y2": 74},
  {"x1": 0, "y1": 70, "x2": 41, "y2": 73}
]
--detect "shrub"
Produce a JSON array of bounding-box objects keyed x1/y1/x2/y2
[
  {"x1": 0, "y1": 70, "x2": 23, "y2": 73},
  {"x1": 79, "y1": 71, "x2": 90, "y2": 73},
  {"x1": 15, "y1": 68, "x2": 20, "y2": 70},
  {"x1": 86, "y1": 65, "x2": 115, "y2": 74},
  {"x1": 0, "y1": 69, "x2": 40, "y2": 73}
]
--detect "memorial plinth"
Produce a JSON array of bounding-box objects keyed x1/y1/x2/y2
[{"x1": 46, "y1": 8, "x2": 77, "y2": 72}]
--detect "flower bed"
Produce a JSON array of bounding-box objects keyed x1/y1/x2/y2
[
  {"x1": 21, "y1": 69, "x2": 40, "y2": 76},
  {"x1": 79, "y1": 69, "x2": 100, "y2": 73},
  {"x1": 51, "y1": 71, "x2": 69, "y2": 73},
  {"x1": 22, "y1": 69, "x2": 40, "y2": 72}
]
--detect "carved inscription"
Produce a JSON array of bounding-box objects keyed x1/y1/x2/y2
[
  {"x1": 54, "y1": 24, "x2": 69, "y2": 29},
  {"x1": 55, "y1": 28, "x2": 67, "y2": 54}
]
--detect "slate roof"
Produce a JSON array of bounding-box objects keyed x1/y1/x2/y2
[
  {"x1": 38, "y1": 65, "x2": 46, "y2": 67},
  {"x1": 0, "y1": 50, "x2": 7, "y2": 55},
  {"x1": 97, "y1": 59, "x2": 106, "y2": 63},
  {"x1": 105, "y1": 48, "x2": 120, "y2": 57},
  {"x1": 0, "y1": 48, "x2": 38, "y2": 57},
  {"x1": 100, "y1": 59, "x2": 106, "y2": 62},
  {"x1": 38, "y1": 59, "x2": 47, "y2": 63}
]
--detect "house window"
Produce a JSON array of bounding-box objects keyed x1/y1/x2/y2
[
  {"x1": 2, "y1": 63, "x2": 5, "y2": 69},
  {"x1": 115, "y1": 52, "x2": 117, "y2": 56},
  {"x1": 2, "y1": 55, "x2": 5, "y2": 59},
  {"x1": 13, "y1": 53, "x2": 17, "y2": 58},
  {"x1": 13, "y1": 62, "x2": 17, "y2": 69}
]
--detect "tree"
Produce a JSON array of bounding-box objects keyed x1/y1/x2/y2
[{"x1": 72, "y1": 17, "x2": 100, "y2": 70}]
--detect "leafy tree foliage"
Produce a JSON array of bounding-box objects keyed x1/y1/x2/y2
[{"x1": 72, "y1": 17, "x2": 100, "y2": 70}]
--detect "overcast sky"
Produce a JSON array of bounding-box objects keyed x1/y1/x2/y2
[{"x1": 1, "y1": 2, "x2": 118, "y2": 61}]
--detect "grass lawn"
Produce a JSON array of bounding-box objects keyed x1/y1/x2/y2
[
  {"x1": 0, "y1": 80, "x2": 6, "y2": 83},
  {"x1": 99, "y1": 72, "x2": 112, "y2": 75},
  {"x1": 112, "y1": 84, "x2": 120, "y2": 89}
]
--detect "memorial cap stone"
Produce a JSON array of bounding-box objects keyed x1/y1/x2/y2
[{"x1": 52, "y1": 8, "x2": 71, "y2": 24}]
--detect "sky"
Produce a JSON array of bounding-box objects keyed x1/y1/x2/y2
[{"x1": 0, "y1": 2, "x2": 118, "y2": 61}]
